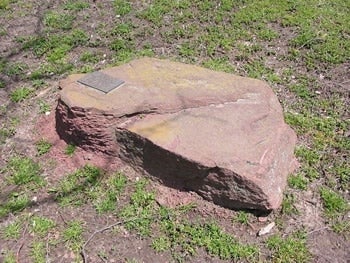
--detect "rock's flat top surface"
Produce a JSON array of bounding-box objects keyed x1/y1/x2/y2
[
  {"x1": 58, "y1": 58, "x2": 297, "y2": 210},
  {"x1": 60, "y1": 58, "x2": 276, "y2": 115}
]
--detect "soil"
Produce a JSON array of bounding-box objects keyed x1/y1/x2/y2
[{"x1": 0, "y1": 1, "x2": 349, "y2": 263}]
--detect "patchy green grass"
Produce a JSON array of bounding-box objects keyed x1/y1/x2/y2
[
  {"x1": 0, "y1": 0, "x2": 349, "y2": 262},
  {"x1": 64, "y1": 143, "x2": 76, "y2": 156},
  {"x1": 7, "y1": 156, "x2": 42, "y2": 185},
  {"x1": 266, "y1": 231, "x2": 310, "y2": 263},
  {"x1": 36, "y1": 139, "x2": 52, "y2": 156},
  {"x1": 10, "y1": 86, "x2": 32, "y2": 102}
]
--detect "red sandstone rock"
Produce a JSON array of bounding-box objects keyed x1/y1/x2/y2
[{"x1": 56, "y1": 58, "x2": 298, "y2": 211}]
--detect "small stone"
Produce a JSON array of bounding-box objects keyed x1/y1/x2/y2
[
  {"x1": 258, "y1": 222, "x2": 275, "y2": 236},
  {"x1": 258, "y1": 216, "x2": 268, "y2": 222}
]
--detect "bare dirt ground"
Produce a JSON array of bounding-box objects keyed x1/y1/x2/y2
[{"x1": 0, "y1": 1, "x2": 349, "y2": 262}]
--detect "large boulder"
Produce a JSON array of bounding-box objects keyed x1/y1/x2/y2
[{"x1": 56, "y1": 58, "x2": 298, "y2": 211}]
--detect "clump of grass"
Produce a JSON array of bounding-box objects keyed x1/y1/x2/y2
[
  {"x1": 63, "y1": 220, "x2": 84, "y2": 252},
  {"x1": 10, "y1": 86, "x2": 32, "y2": 102},
  {"x1": 233, "y1": 211, "x2": 250, "y2": 225},
  {"x1": 0, "y1": 193, "x2": 30, "y2": 217},
  {"x1": 113, "y1": 0, "x2": 132, "y2": 16},
  {"x1": 36, "y1": 139, "x2": 52, "y2": 155},
  {"x1": 7, "y1": 156, "x2": 42, "y2": 185},
  {"x1": 281, "y1": 194, "x2": 299, "y2": 215},
  {"x1": 54, "y1": 165, "x2": 101, "y2": 206},
  {"x1": 121, "y1": 179, "x2": 156, "y2": 236},
  {"x1": 288, "y1": 174, "x2": 308, "y2": 190},
  {"x1": 30, "y1": 241, "x2": 46, "y2": 263},
  {"x1": 94, "y1": 172, "x2": 127, "y2": 213},
  {"x1": 1, "y1": 219, "x2": 22, "y2": 239},
  {"x1": 44, "y1": 11, "x2": 75, "y2": 30},
  {"x1": 30, "y1": 216, "x2": 56, "y2": 236},
  {"x1": 0, "y1": 0, "x2": 9, "y2": 9},
  {"x1": 320, "y1": 187, "x2": 349, "y2": 218},
  {"x1": 266, "y1": 231, "x2": 310, "y2": 263},
  {"x1": 64, "y1": 143, "x2": 76, "y2": 156}
]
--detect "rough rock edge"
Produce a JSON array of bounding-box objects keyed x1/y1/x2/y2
[{"x1": 115, "y1": 127, "x2": 272, "y2": 210}]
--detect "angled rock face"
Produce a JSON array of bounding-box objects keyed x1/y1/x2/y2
[{"x1": 56, "y1": 58, "x2": 298, "y2": 210}]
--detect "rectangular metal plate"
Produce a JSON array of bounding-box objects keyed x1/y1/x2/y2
[{"x1": 77, "y1": 71, "x2": 124, "y2": 93}]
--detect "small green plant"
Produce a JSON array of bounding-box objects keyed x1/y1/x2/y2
[
  {"x1": 288, "y1": 174, "x2": 308, "y2": 190},
  {"x1": 5, "y1": 62, "x2": 28, "y2": 77},
  {"x1": 36, "y1": 139, "x2": 52, "y2": 156},
  {"x1": 121, "y1": 179, "x2": 156, "y2": 236},
  {"x1": 281, "y1": 194, "x2": 298, "y2": 215},
  {"x1": 320, "y1": 187, "x2": 349, "y2": 218},
  {"x1": 30, "y1": 216, "x2": 56, "y2": 236},
  {"x1": 55, "y1": 165, "x2": 101, "y2": 206},
  {"x1": 1, "y1": 219, "x2": 22, "y2": 239},
  {"x1": 63, "y1": 0, "x2": 89, "y2": 11},
  {"x1": 0, "y1": 0, "x2": 9, "y2": 9},
  {"x1": 266, "y1": 231, "x2": 310, "y2": 263},
  {"x1": 30, "y1": 241, "x2": 46, "y2": 263},
  {"x1": 64, "y1": 144, "x2": 76, "y2": 156},
  {"x1": 10, "y1": 86, "x2": 32, "y2": 102},
  {"x1": 63, "y1": 220, "x2": 84, "y2": 251},
  {"x1": 234, "y1": 211, "x2": 250, "y2": 225},
  {"x1": 38, "y1": 100, "x2": 50, "y2": 114},
  {"x1": 94, "y1": 172, "x2": 127, "y2": 213},
  {"x1": 151, "y1": 236, "x2": 171, "y2": 252},
  {"x1": 2, "y1": 250, "x2": 16, "y2": 263},
  {"x1": 44, "y1": 11, "x2": 75, "y2": 30},
  {"x1": 7, "y1": 156, "x2": 42, "y2": 185},
  {"x1": 5, "y1": 193, "x2": 30, "y2": 214},
  {"x1": 113, "y1": 0, "x2": 132, "y2": 16}
]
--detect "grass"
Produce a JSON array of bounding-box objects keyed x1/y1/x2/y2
[
  {"x1": 36, "y1": 139, "x2": 52, "y2": 155},
  {"x1": 63, "y1": 220, "x2": 84, "y2": 252},
  {"x1": 0, "y1": 0, "x2": 349, "y2": 262},
  {"x1": 30, "y1": 216, "x2": 55, "y2": 236},
  {"x1": 266, "y1": 231, "x2": 310, "y2": 263},
  {"x1": 64, "y1": 143, "x2": 76, "y2": 156},
  {"x1": 7, "y1": 156, "x2": 42, "y2": 185},
  {"x1": 10, "y1": 86, "x2": 32, "y2": 102}
]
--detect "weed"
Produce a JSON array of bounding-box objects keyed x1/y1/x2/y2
[
  {"x1": 2, "y1": 250, "x2": 16, "y2": 263},
  {"x1": 0, "y1": 0, "x2": 9, "y2": 9},
  {"x1": 0, "y1": 126, "x2": 16, "y2": 143},
  {"x1": 55, "y1": 165, "x2": 101, "y2": 206},
  {"x1": 288, "y1": 174, "x2": 308, "y2": 190},
  {"x1": 7, "y1": 156, "x2": 42, "y2": 185},
  {"x1": 234, "y1": 211, "x2": 250, "y2": 225},
  {"x1": 266, "y1": 231, "x2": 310, "y2": 263},
  {"x1": 94, "y1": 172, "x2": 127, "y2": 213},
  {"x1": 63, "y1": 220, "x2": 84, "y2": 252},
  {"x1": 10, "y1": 86, "x2": 32, "y2": 102},
  {"x1": 63, "y1": 1, "x2": 89, "y2": 11},
  {"x1": 80, "y1": 51, "x2": 99, "y2": 63},
  {"x1": 44, "y1": 11, "x2": 75, "y2": 31},
  {"x1": 64, "y1": 144, "x2": 76, "y2": 156},
  {"x1": 30, "y1": 216, "x2": 56, "y2": 236},
  {"x1": 320, "y1": 187, "x2": 349, "y2": 218},
  {"x1": 121, "y1": 179, "x2": 156, "y2": 236},
  {"x1": 113, "y1": 0, "x2": 132, "y2": 16},
  {"x1": 36, "y1": 139, "x2": 52, "y2": 156},
  {"x1": 5, "y1": 62, "x2": 28, "y2": 78},
  {"x1": 1, "y1": 219, "x2": 22, "y2": 239},
  {"x1": 151, "y1": 236, "x2": 171, "y2": 252},
  {"x1": 202, "y1": 57, "x2": 235, "y2": 73},
  {"x1": 5, "y1": 193, "x2": 30, "y2": 214},
  {"x1": 30, "y1": 241, "x2": 45, "y2": 263},
  {"x1": 281, "y1": 194, "x2": 298, "y2": 215},
  {"x1": 38, "y1": 100, "x2": 50, "y2": 114}
]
